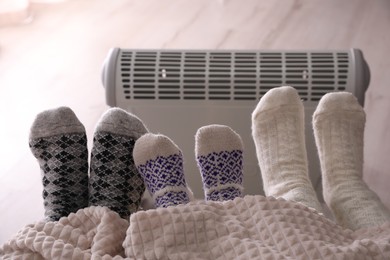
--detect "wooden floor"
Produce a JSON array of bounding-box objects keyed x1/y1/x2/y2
[{"x1": 1, "y1": 0, "x2": 390, "y2": 244}]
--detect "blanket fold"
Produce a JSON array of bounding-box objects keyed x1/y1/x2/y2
[
  {"x1": 1, "y1": 195, "x2": 390, "y2": 259},
  {"x1": 1, "y1": 206, "x2": 129, "y2": 259}
]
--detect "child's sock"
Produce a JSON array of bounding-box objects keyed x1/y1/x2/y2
[
  {"x1": 133, "y1": 133, "x2": 192, "y2": 208},
  {"x1": 313, "y1": 92, "x2": 390, "y2": 230},
  {"x1": 251, "y1": 86, "x2": 323, "y2": 213},
  {"x1": 89, "y1": 108, "x2": 148, "y2": 219},
  {"x1": 195, "y1": 125, "x2": 244, "y2": 201},
  {"x1": 29, "y1": 107, "x2": 89, "y2": 221}
]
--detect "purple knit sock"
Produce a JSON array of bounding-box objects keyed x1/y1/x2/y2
[
  {"x1": 196, "y1": 125, "x2": 244, "y2": 201},
  {"x1": 133, "y1": 133, "x2": 192, "y2": 208}
]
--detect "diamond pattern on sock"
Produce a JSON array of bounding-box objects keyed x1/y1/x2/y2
[
  {"x1": 197, "y1": 150, "x2": 243, "y2": 201},
  {"x1": 89, "y1": 132, "x2": 145, "y2": 218},
  {"x1": 137, "y1": 154, "x2": 185, "y2": 194},
  {"x1": 137, "y1": 153, "x2": 189, "y2": 208},
  {"x1": 29, "y1": 133, "x2": 89, "y2": 221}
]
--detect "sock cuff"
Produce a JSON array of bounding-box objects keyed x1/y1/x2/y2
[
  {"x1": 30, "y1": 106, "x2": 85, "y2": 139},
  {"x1": 133, "y1": 133, "x2": 181, "y2": 166},
  {"x1": 204, "y1": 183, "x2": 244, "y2": 195},
  {"x1": 195, "y1": 124, "x2": 243, "y2": 157},
  {"x1": 95, "y1": 108, "x2": 149, "y2": 139},
  {"x1": 153, "y1": 186, "x2": 193, "y2": 201}
]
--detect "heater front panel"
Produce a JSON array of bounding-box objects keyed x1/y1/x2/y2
[{"x1": 102, "y1": 48, "x2": 369, "y2": 201}]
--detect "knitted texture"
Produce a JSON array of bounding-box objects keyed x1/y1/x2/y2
[
  {"x1": 313, "y1": 92, "x2": 390, "y2": 230},
  {"x1": 137, "y1": 153, "x2": 190, "y2": 207},
  {"x1": 89, "y1": 132, "x2": 145, "y2": 218},
  {"x1": 133, "y1": 133, "x2": 191, "y2": 208},
  {"x1": 29, "y1": 107, "x2": 89, "y2": 221},
  {"x1": 251, "y1": 86, "x2": 323, "y2": 213},
  {"x1": 207, "y1": 185, "x2": 242, "y2": 201},
  {"x1": 195, "y1": 125, "x2": 244, "y2": 201},
  {"x1": 89, "y1": 108, "x2": 148, "y2": 219},
  {"x1": 2, "y1": 197, "x2": 390, "y2": 259},
  {"x1": 125, "y1": 196, "x2": 390, "y2": 259}
]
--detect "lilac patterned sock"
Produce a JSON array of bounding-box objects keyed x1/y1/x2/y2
[
  {"x1": 195, "y1": 125, "x2": 244, "y2": 201},
  {"x1": 133, "y1": 133, "x2": 192, "y2": 208}
]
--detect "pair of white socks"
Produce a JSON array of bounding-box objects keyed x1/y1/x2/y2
[{"x1": 252, "y1": 86, "x2": 390, "y2": 230}]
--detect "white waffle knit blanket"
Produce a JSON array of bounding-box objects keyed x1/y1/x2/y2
[{"x1": 1, "y1": 195, "x2": 390, "y2": 259}]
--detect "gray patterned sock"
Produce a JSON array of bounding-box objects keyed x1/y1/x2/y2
[
  {"x1": 29, "y1": 107, "x2": 89, "y2": 221},
  {"x1": 89, "y1": 108, "x2": 148, "y2": 219}
]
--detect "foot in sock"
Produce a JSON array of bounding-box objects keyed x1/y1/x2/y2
[
  {"x1": 251, "y1": 86, "x2": 323, "y2": 213},
  {"x1": 313, "y1": 92, "x2": 390, "y2": 230},
  {"x1": 29, "y1": 107, "x2": 89, "y2": 221},
  {"x1": 89, "y1": 108, "x2": 148, "y2": 219},
  {"x1": 133, "y1": 133, "x2": 192, "y2": 208},
  {"x1": 195, "y1": 125, "x2": 244, "y2": 201}
]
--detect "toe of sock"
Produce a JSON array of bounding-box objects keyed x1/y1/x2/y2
[
  {"x1": 133, "y1": 133, "x2": 181, "y2": 166},
  {"x1": 195, "y1": 124, "x2": 243, "y2": 156},
  {"x1": 252, "y1": 86, "x2": 302, "y2": 119},
  {"x1": 30, "y1": 106, "x2": 85, "y2": 139},
  {"x1": 314, "y1": 92, "x2": 364, "y2": 116},
  {"x1": 95, "y1": 107, "x2": 149, "y2": 138}
]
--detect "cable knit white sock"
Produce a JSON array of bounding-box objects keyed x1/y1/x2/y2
[
  {"x1": 313, "y1": 92, "x2": 390, "y2": 230},
  {"x1": 251, "y1": 86, "x2": 323, "y2": 213}
]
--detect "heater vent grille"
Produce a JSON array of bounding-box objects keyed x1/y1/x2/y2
[{"x1": 118, "y1": 50, "x2": 350, "y2": 101}]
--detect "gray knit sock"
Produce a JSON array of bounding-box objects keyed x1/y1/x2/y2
[
  {"x1": 89, "y1": 108, "x2": 148, "y2": 219},
  {"x1": 29, "y1": 107, "x2": 89, "y2": 221}
]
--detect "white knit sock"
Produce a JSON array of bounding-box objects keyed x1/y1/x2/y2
[
  {"x1": 251, "y1": 86, "x2": 323, "y2": 213},
  {"x1": 313, "y1": 92, "x2": 390, "y2": 230},
  {"x1": 195, "y1": 124, "x2": 244, "y2": 201}
]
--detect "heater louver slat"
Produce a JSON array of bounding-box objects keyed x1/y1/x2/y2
[
  {"x1": 285, "y1": 53, "x2": 309, "y2": 100},
  {"x1": 118, "y1": 50, "x2": 353, "y2": 102},
  {"x1": 234, "y1": 53, "x2": 258, "y2": 100},
  {"x1": 259, "y1": 53, "x2": 283, "y2": 97},
  {"x1": 311, "y1": 52, "x2": 336, "y2": 102},
  {"x1": 209, "y1": 52, "x2": 232, "y2": 100},
  {"x1": 183, "y1": 52, "x2": 206, "y2": 100}
]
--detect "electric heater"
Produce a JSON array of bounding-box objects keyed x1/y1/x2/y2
[{"x1": 101, "y1": 48, "x2": 370, "y2": 202}]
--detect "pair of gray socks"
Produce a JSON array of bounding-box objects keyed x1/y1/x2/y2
[{"x1": 29, "y1": 107, "x2": 148, "y2": 221}]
